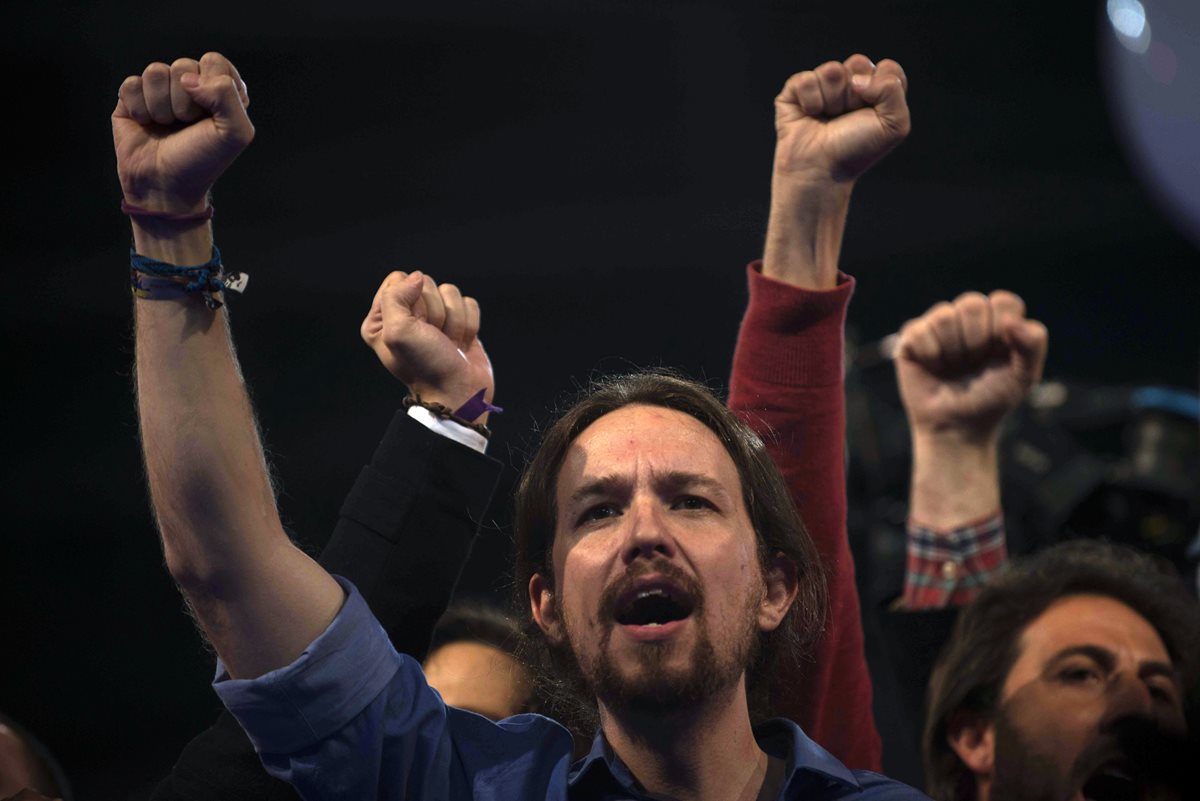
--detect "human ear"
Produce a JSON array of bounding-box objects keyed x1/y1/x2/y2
[
  {"x1": 529, "y1": 572, "x2": 564, "y2": 644},
  {"x1": 946, "y1": 708, "x2": 995, "y2": 778},
  {"x1": 757, "y1": 552, "x2": 799, "y2": 632}
]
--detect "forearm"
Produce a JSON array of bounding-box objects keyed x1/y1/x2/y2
[
  {"x1": 761, "y1": 175, "x2": 852, "y2": 290},
  {"x1": 902, "y1": 432, "x2": 1007, "y2": 609},
  {"x1": 908, "y1": 432, "x2": 1001, "y2": 529},
  {"x1": 135, "y1": 220, "x2": 341, "y2": 679}
]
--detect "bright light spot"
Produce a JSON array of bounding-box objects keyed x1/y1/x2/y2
[
  {"x1": 1108, "y1": 0, "x2": 1146, "y2": 37},
  {"x1": 1108, "y1": 0, "x2": 1152, "y2": 53}
]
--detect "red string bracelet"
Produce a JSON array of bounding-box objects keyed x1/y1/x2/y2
[{"x1": 121, "y1": 199, "x2": 214, "y2": 222}]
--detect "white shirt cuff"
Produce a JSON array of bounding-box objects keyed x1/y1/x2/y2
[{"x1": 406, "y1": 406, "x2": 488, "y2": 454}]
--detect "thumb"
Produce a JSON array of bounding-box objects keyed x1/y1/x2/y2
[
  {"x1": 381, "y1": 271, "x2": 426, "y2": 325},
  {"x1": 1004, "y1": 318, "x2": 1049, "y2": 385},
  {"x1": 852, "y1": 69, "x2": 911, "y2": 138},
  {"x1": 181, "y1": 73, "x2": 254, "y2": 147}
]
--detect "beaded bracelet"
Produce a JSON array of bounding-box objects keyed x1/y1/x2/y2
[{"x1": 403, "y1": 392, "x2": 495, "y2": 439}]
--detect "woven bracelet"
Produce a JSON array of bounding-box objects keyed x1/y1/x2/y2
[
  {"x1": 129, "y1": 245, "x2": 249, "y2": 310},
  {"x1": 403, "y1": 393, "x2": 493, "y2": 439}
]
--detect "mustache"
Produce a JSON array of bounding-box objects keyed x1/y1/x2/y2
[
  {"x1": 598, "y1": 558, "x2": 704, "y2": 622},
  {"x1": 1072, "y1": 717, "x2": 1192, "y2": 792}
]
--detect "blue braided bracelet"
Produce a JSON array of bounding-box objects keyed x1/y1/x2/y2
[{"x1": 129, "y1": 245, "x2": 248, "y2": 310}]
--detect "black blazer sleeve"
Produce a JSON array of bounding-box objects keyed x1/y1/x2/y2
[{"x1": 151, "y1": 412, "x2": 502, "y2": 801}]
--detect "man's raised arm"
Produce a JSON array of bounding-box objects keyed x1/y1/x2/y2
[
  {"x1": 895, "y1": 291, "x2": 1048, "y2": 608},
  {"x1": 117, "y1": 53, "x2": 343, "y2": 679},
  {"x1": 729, "y1": 54, "x2": 910, "y2": 770}
]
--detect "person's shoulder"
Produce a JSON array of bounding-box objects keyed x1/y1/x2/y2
[{"x1": 847, "y1": 770, "x2": 932, "y2": 799}]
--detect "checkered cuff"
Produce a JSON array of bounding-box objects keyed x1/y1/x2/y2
[{"x1": 902, "y1": 513, "x2": 1007, "y2": 609}]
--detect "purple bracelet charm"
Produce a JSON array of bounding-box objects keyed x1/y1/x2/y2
[{"x1": 453, "y1": 389, "x2": 503, "y2": 422}]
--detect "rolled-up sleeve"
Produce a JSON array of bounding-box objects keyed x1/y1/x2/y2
[{"x1": 213, "y1": 576, "x2": 402, "y2": 754}]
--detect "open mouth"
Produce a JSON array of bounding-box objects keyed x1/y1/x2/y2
[
  {"x1": 614, "y1": 582, "x2": 695, "y2": 628},
  {"x1": 1080, "y1": 762, "x2": 1139, "y2": 801}
]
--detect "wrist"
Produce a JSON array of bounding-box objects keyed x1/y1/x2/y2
[
  {"x1": 909, "y1": 430, "x2": 1001, "y2": 530},
  {"x1": 761, "y1": 176, "x2": 853, "y2": 290},
  {"x1": 911, "y1": 425, "x2": 1001, "y2": 455},
  {"x1": 131, "y1": 219, "x2": 213, "y2": 266},
  {"x1": 119, "y1": 179, "x2": 210, "y2": 215},
  {"x1": 407, "y1": 385, "x2": 494, "y2": 425}
]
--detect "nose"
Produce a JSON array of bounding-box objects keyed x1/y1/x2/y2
[
  {"x1": 1100, "y1": 670, "x2": 1157, "y2": 729},
  {"x1": 620, "y1": 495, "x2": 677, "y2": 564}
]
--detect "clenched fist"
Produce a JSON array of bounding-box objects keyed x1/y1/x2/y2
[
  {"x1": 774, "y1": 54, "x2": 910, "y2": 185},
  {"x1": 113, "y1": 52, "x2": 253, "y2": 214},
  {"x1": 896, "y1": 291, "x2": 1048, "y2": 443},
  {"x1": 763, "y1": 55, "x2": 910, "y2": 288},
  {"x1": 361, "y1": 272, "x2": 495, "y2": 421}
]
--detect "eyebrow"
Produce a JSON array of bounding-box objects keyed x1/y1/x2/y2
[
  {"x1": 566, "y1": 471, "x2": 734, "y2": 507},
  {"x1": 1047, "y1": 644, "x2": 1116, "y2": 672},
  {"x1": 1047, "y1": 644, "x2": 1179, "y2": 684},
  {"x1": 567, "y1": 475, "x2": 629, "y2": 506},
  {"x1": 653, "y1": 471, "x2": 733, "y2": 502}
]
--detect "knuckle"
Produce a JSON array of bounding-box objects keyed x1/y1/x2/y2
[
  {"x1": 144, "y1": 62, "x2": 170, "y2": 81},
  {"x1": 955, "y1": 291, "x2": 988, "y2": 313},
  {"x1": 926, "y1": 300, "x2": 954, "y2": 319}
]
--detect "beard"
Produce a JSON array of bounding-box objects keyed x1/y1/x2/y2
[
  {"x1": 560, "y1": 559, "x2": 761, "y2": 718},
  {"x1": 989, "y1": 706, "x2": 1068, "y2": 801},
  {"x1": 990, "y1": 704, "x2": 1190, "y2": 801}
]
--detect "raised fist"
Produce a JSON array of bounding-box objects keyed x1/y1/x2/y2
[
  {"x1": 112, "y1": 52, "x2": 254, "y2": 214},
  {"x1": 774, "y1": 54, "x2": 910, "y2": 185},
  {"x1": 896, "y1": 291, "x2": 1049, "y2": 442},
  {"x1": 360, "y1": 272, "x2": 495, "y2": 420}
]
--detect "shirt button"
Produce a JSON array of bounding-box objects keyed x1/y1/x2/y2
[{"x1": 941, "y1": 561, "x2": 959, "y2": 581}]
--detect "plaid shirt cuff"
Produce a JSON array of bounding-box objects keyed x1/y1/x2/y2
[{"x1": 901, "y1": 512, "x2": 1007, "y2": 610}]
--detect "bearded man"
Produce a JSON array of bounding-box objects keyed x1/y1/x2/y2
[{"x1": 117, "y1": 50, "x2": 927, "y2": 799}]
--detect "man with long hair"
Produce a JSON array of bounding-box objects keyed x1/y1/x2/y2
[{"x1": 117, "y1": 51, "x2": 925, "y2": 798}]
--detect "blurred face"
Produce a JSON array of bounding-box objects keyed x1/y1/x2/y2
[
  {"x1": 423, "y1": 641, "x2": 533, "y2": 720},
  {"x1": 530, "y1": 404, "x2": 790, "y2": 716},
  {"x1": 981, "y1": 594, "x2": 1186, "y2": 801}
]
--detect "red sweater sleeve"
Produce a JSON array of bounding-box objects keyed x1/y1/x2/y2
[{"x1": 728, "y1": 262, "x2": 881, "y2": 771}]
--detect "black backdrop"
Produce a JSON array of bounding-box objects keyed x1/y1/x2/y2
[{"x1": 3, "y1": 1, "x2": 1198, "y2": 796}]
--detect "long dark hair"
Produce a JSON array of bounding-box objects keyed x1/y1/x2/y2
[{"x1": 512, "y1": 370, "x2": 827, "y2": 735}]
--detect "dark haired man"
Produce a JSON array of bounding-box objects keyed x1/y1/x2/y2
[
  {"x1": 882, "y1": 293, "x2": 1197, "y2": 799},
  {"x1": 922, "y1": 542, "x2": 1198, "y2": 801},
  {"x1": 117, "y1": 51, "x2": 926, "y2": 798}
]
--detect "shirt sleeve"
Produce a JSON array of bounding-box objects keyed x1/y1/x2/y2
[
  {"x1": 901, "y1": 513, "x2": 1007, "y2": 609},
  {"x1": 213, "y1": 577, "x2": 402, "y2": 755},
  {"x1": 212, "y1": 577, "x2": 574, "y2": 800}
]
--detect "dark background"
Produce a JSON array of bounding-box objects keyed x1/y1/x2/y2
[{"x1": 3, "y1": 1, "x2": 1197, "y2": 797}]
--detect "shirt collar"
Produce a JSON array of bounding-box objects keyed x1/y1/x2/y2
[{"x1": 567, "y1": 718, "x2": 860, "y2": 798}]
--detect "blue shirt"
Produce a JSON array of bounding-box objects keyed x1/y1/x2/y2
[{"x1": 215, "y1": 579, "x2": 928, "y2": 800}]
